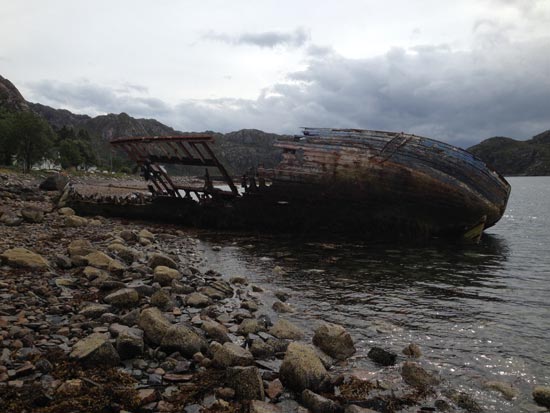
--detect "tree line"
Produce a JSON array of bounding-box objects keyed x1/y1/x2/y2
[{"x1": 0, "y1": 109, "x2": 129, "y2": 173}]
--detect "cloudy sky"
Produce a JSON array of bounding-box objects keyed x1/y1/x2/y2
[{"x1": 1, "y1": 0, "x2": 549, "y2": 146}]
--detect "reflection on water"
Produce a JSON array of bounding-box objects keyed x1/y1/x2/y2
[{"x1": 195, "y1": 176, "x2": 550, "y2": 412}]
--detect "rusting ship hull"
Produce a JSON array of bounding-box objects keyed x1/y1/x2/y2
[{"x1": 66, "y1": 128, "x2": 510, "y2": 241}]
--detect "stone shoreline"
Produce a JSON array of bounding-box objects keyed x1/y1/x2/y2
[{"x1": 1, "y1": 171, "x2": 549, "y2": 413}]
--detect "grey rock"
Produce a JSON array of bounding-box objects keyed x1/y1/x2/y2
[
  {"x1": 70, "y1": 333, "x2": 120, "y2": 367},
  {"x1": 250, "y1": 401, "x2": 282, "y2": 413},
  {"x1": 269, "y1": 319, "x2": 304, "y2": 340},
  {"x1": 148, "y1": 253, "x2": 178, "y2": 269},
  {"x1": 151, "y1": 289, "x2": 172, "y2": 310},
  {"x1": 160, "y1": 324, "x2": 208, "y2": 358},
  {"x1": 212, "y1": 342, "x2": 254, "y2": 368},
  {"x1": 533, "y1": 386, "x2": 550, "y2": 408},
  {"x1": 79, "y1": 303, "x2": 112, "y2": 319},
  {"x1": 21, "y1": 207, "x2": 44, "y2": 223},
  {"x1": 138, "y1": 307, "x2": 172, "y2": 345},
  {"x1": 367, "y1": 347, "x2": 396, "y2": 366},
  {"x1": 401, "y1": 362, "x2": 440, "y2": 389},
  {"x1": 201, "y1": 319, "x2": 231, "y2": 343},
  {"x1": 153, "y1": 266, "x2": 180, "y2": 286},
  {"x1": 302, "y1": 389, "x2": 343, "y2": 413},
  {"x1": 345, "y1": 406, "x2": 378, "y2": 413},
  {"x1": 483, "y1": 380, "x2": 518, "y2": 400},
  {"x1": 185, "y1": 292, "x2": 212, "y2": 308},
  {"x1": 238, "y1": 318, "x2": 266, "y2": 336},
  {"x1": 280, "y1": 342, "x2": 331, "y2": 393},
  {"x1": 272, "y1": 301, "x2": 294, "y2": 313},
  {"x1": 104, "y1": 288, "x2": 139, "y2": 308},
  {"x1": 226, "y1": 366, "x2": 265, "y2": 400},
  {"x1": 313, "y1": 322, "x2": 356, "y2": 361},
  {"x1": 402, "y1": 343, "x2": 422, "y2": 358},
  {"x1": 116, "y1": 328, "x2": 144, "y2": 359}
]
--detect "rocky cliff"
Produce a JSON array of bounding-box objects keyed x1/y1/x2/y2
[
  {"x1": 468, "y1": 130, "x2": 550, "y2": 176},
  {"x1": 0, "y1": 75, "x2": 29, "y2": 112}
]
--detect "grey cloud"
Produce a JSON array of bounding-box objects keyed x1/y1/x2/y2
[
  {"x1": 169, "y1": 38, "x2": 550, "y2": 147},
  {"x1": 27, "y1": 36, "x2": 550, "y2": 148},
  {"x1": 204, "y1": 27, "x2": 310, "y2": 48},
  {"x1": 28, "y1": 79, "x2": 170, "y2": 119}
]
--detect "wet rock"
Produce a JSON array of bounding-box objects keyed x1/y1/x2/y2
[
  {"x1": 402, "y1": 343, "x2": 422, "y2": 358},
  {"x1": 151, "y1": 289, "x2": 173, "y2": 310},
  {"x1": 104, "y1": 288, "x2": 139, "y2": 307},
  {"x1": 483, "y1": 380, "x2": 518, "y2": 400},
  {"x1": 533, "y1": 386, "x2": 550, "y2": 408},
  {"x1": 148, "y1": 253, "x2": 178, "y2": 269},
  {"x1": 139, "y1": 307, "x2": 172, "y2": 345},
  {"x1": 160, "y1": 324, "x2": 208, "y2": 357},
  {"x1": 238, "y1": 318, "x2": 267, "y2": 336},
  {"x1": 313, "y1": 322, "x2": 356, "y2": 361},
  {"x1": 21, "y1": 207, "x2": 44, "y2": 223},
  {"x1": 213, "y1": 342, "x2": 254, "y2": 368},
  {"x1": 1, "y1": 247, "x2": 49, "y2": 269},
  {"x1": 452, "y1": 391, "x2": 483, "y2": 412},
  {"x1": 269, "y1": 319, "x2": 304, "y2": 340},
  {"x1": 154, "y1": 266, "x2": 180, "y2": 286},
  {"x1": 226, "y1": 366, "x2": 265, "y2": 400},
  {"x1": 116, "y1": 328, "x2": 144, "y2": 359},
  {"x1": 280, "y1": 342, "x2": 331, "y2": 393},
  {"x1": 201, "y1": 319, "x2": 231, "y2": 343},
  {"x1": 250, "y1": 400, "x2": 282, "y2": 413},
  {"x1": 272, "y1": 301, "x2": 294, "y2": 313},
  {"x1": 186, "y1": 292, "x2": 212, "y2": 308},
  {"x1": 70, "y1": 333, "x2": 120, "y2": 367},
  {"x1": 401, "y1": 362, "x2": 439, "y2": 389},
  {"x1": 65, "y1": 215, "x2": 88, "y2": 227},
  {"x1": 367, "y1": 347, "x2": 397, "y2": 366},
  {"x1": 302, "y1": 389, "x2": 344, "y2": 413}
]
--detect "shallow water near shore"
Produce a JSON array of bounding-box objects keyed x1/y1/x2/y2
[{"x1": 194, "y1": 176, "x2": 550, "y2": 412}]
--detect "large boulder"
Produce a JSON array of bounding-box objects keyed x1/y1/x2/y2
[
  {"x1": 70, "y1": 333, "x2": 120, "y2": 367},
  {"x1": 312, "y1": 322, "x2": 356, "y2": 361},
  {"x1": 279, "y1": 342, "x2": 331, "y2": 393},
  {"x1": 0, "y1": 247, "x2": 49, "y2": 269},
  {"x1": 226, "y1": 366, "x2": 265, "y2": 400},
  {"x1": 213, "y1": 342, "x2": 255, "y2": 368},
  {"x1": 160, "y1": 324, "x2": 207, "y2": 357},
  {"x1": 138, "y1": 307, "x2": 172, "y2": 345}
]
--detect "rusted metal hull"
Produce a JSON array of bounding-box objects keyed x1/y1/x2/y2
[{"x1": 68, "y1": 128, "x2": 511, "y2": 240}]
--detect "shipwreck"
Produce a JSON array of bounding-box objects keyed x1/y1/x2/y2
[{"x1": 64, "y1": 128, "x2": 511, "y2": 242}]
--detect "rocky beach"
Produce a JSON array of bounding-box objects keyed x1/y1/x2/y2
[{"x1": 1, "y1": 170, "x2": 549, "y2": 413}]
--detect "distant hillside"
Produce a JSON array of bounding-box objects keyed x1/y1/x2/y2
[
  {"x1": 1, "y1": 75, "x2": 284, "y2": 174},
  {"x1": 468, "y1": 130, "x2": 550, "y2": 176}
]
